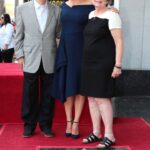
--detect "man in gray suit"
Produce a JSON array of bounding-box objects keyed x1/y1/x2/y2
[{"x1": 15, "y1": 0, "x2": 60, "y2": 138}]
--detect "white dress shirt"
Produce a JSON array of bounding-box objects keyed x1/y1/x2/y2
[
  {"x1": 34, "y1": 0, "x2": 48, "y2": 33},
  {"x1": 0, "y1": 23, "x2": 15, "y2": 50}
]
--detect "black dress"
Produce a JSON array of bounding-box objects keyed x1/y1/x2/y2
[{"x1": 81, "y1": 15, "x2": 117, "y2": 98}]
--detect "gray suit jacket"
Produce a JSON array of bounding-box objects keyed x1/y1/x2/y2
[{"x1": 15, "y1": 1, "x2": 61, "y2": 73}]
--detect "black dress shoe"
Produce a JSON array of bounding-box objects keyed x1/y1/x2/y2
[
  {"x1": 23, "y1": 128, "x2": 34, "y2": 138},
  {"x1": 41, "y1": 127, "x2": 55, "y2": 138}
]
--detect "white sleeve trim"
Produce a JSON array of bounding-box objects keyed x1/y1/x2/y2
[
  {"x1": 89, "y1": 11, "x2": 95, "y2": 19},
  {"x1": 108, "y1": 12, "x2": 122, "y2": 30}
]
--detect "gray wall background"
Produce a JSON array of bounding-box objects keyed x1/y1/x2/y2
[
  {"x1": 113, "y1": 0, "x2": 150, "y2": 122},
  {"x1": 120, "y1": 0, "x2": 150, "y2": 70},
  {"x1": 0, "y1": 0, "x2": 5, "y2": 16}
]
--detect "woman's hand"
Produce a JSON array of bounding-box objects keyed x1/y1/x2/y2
[
  {"x1": 110, "y1": 7, "x2": 119, "y2": 14},
  {"x1": 111, "y1": 66, "x2": 122, "y2": 78}
]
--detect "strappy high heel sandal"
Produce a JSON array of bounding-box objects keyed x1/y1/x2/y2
[
  {"x1": 82, "y1": 133, "x2": 102, "y2": 144},
  {"x1": 71, "y1": 121, "x2": 80, "y2": 139},
  {"x1": 65, "y1": 121, "x2": 72, "y2": 137}
]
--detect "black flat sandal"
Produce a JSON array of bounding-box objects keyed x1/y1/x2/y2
[
  {"x1": 96, "y1": 137, "x2": 115, "y2": 149},
  {"x1": 82, "y1": 133, "x2": 102, "y2": 144}
]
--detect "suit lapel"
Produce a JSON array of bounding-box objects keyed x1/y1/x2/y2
[
  {"x1": 43, "y1": 3, "x2": 54, "y2": 34},
  {"x1": 29, "y1": 1, "x2": 42, "y2": 34}
]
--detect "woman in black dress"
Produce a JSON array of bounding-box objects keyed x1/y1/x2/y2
[{"x1": 81, "y1": 0, "x2": 123, "y2": 149}]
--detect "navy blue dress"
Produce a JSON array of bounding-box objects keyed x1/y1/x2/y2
[{"x1": 52, "y1": 3, "x2": 94, "y2": 102}]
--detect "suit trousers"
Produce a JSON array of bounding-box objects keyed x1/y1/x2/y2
[{"x1": 22, "y1": 61, "x2": 55, "y2": 130}]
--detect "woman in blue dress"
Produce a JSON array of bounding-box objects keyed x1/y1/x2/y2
[{"x1": 52, "y1": 0, "x2": 94, "y2": 139}]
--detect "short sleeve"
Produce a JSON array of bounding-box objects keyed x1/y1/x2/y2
[
  {"x1": 108, "y1": 12, "x2": 122, "y2": 30},
  {"x1": 89, "y1": 11, "x2": 94, "y2": 19}
]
